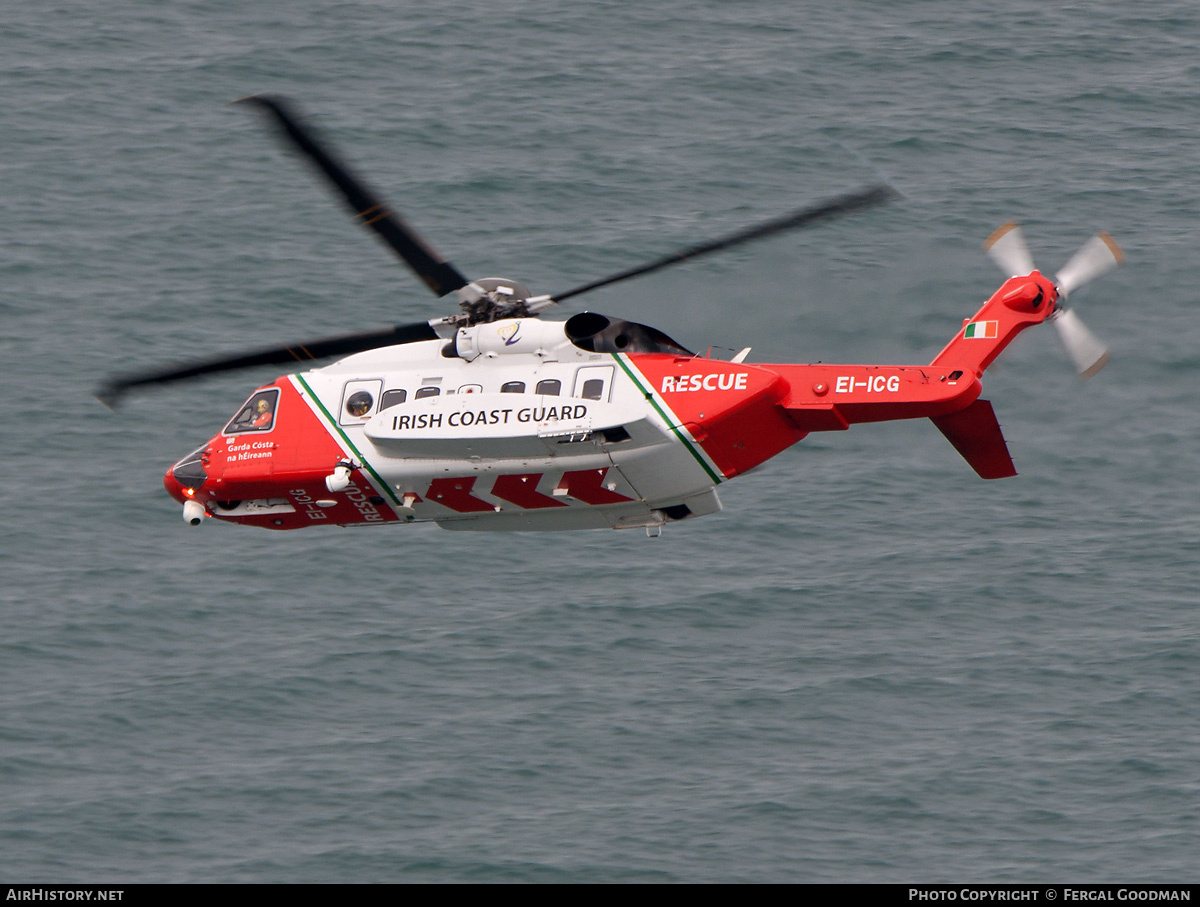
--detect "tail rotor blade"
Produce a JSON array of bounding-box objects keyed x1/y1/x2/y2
[
  {"x1": 1055, "y1": 232, "x2": 1123, "y2": 297},
  {"x1": 1052, "y1": 308, "x2": 1110, "y2": 379},
  {"x1": 983, "y1": 221, "x2": 1035, "y2": 277}
]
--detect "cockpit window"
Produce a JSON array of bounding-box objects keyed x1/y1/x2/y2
[{"x1": 223, "y1": 388, "x2": 280, "y2": 435}]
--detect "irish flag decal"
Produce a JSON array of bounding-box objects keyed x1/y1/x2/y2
[{"x1": 964, "y1": 320, "x2": 998, "y2": 339}]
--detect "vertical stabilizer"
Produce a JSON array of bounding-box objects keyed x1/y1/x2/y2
[{"x1": 930, "y1": 272, "x2": 1058, "y2": 377}]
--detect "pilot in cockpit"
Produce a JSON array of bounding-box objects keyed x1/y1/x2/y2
[{"x1": 251, "y1": 397, "x2": 273, "y2": 428}]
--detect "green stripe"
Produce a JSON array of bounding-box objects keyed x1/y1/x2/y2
[
  {"x1": 293, "y1": 374, "x2": 401, "y2": 506},
  {"x1": 613, "y1": 355, "x2": 722, "y2": 485}
]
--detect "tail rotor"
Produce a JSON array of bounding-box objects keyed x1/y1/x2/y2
[{"x1": 984, "y1": 223, "x2": 1123, "y2": 379}]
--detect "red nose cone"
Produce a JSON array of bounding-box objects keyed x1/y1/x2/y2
[
  {"x1": 166, "y1": 444, "x2": 211, "y2": 504},
  {"x1": 163, "y1": 467, "x2": 188, "y2": 505}
]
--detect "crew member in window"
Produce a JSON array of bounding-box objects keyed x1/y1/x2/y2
[
  {"x1": 252, "y1": 398, "x2": 273, "y2": 428},
  {"x1": 346, "y1": 391, "x2": 374, "y2": 417}
]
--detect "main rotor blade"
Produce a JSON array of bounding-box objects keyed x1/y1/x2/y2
[
  {"x1": 550, "y1": 184, "x2": 900, "y2": 304},
  {"x1": 237, "y1": 94, "x2": 469, "y2": 297},
  {"x1": 97, "y1": 320, "x2": 441, "y2": 406}
]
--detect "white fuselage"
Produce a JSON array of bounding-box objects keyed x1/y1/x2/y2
[{"x1": 280, "y1": 318, "x2": 723, "y2": 531}]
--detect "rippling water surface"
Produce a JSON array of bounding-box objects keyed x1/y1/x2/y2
[{"x1": 2, "y1": 0, "x2": 1198, "y2": 882}]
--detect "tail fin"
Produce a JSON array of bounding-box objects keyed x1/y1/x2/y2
[
  {"x1": 930, "y1": 399, "x2": 1016, "y2": 479},
  {"x1": 929, "y1": 272, "x2": 1058, "y2": 377}
]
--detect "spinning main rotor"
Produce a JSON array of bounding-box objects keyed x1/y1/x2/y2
[{"x1": 98, "y1": 95, "x2": 898, "y2": 405}]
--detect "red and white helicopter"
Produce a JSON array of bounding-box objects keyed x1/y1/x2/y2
[{"x1": 100, "y1": 96, "x2": 1123, "y2": 534}]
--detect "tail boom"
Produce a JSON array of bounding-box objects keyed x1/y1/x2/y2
[{"x1": 769, "y1": 364, "x2": 982, "y2": 430}]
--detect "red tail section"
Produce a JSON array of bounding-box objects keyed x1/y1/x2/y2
[
  {"x1": 632, "y1": 273, "x2": 1058, "y2": 481},
  {"x1": 765, "y1": 271, "x2": 1058, "y2": 478},
  {"x1": 922, "y1": 270, "x2": 1058, "y2": 477}
]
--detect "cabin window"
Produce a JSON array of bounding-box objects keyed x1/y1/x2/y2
[
  {"x1": 380, "y1": 389, "x2": 407, "y2": 410},
  {"x1": 501, "y1": 381, "x2": 525, "y2": 394},
  {"x1": 535, "y1": 379, "x2": 561, "y2": 396},
  {"x1": 580, "y1": 379, "x2": 605, "y2": 400},
  {"x1": 223, "y1": 388, "x2": 280, "y2": 435},
  {"x1": 345, "y1": 391, "x2": 374, "y2": 417},
  {"x1": 415, "y1": 386, "x2": 441, "y2": 399},
  {"x1": 338, "y1": 379, "x2": 383, "y2": 425}
]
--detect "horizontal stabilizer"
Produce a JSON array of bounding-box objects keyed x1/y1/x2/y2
[{"x1": 930, "y1": 399, "x2": 1017, "y2": 479}]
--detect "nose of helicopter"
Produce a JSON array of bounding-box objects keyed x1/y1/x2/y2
[
  {"x1": 163, "y1": 465, "x2": 187, "y2": 505},
  {"x1": 165, "y1": 443, "x2": 211, "y2": 505}
]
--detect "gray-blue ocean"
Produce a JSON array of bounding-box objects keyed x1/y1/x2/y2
[{"x1": 3, "y1": 0, "x2": 1198, "y2": 883}]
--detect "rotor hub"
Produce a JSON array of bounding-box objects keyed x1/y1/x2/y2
[{"x1": 459, "y1": 277, "x2": 535, "y2": 325}]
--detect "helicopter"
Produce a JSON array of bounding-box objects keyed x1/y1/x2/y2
[{"x1": 99, "y1": 95, "x2": 1123, "y2": 534}]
